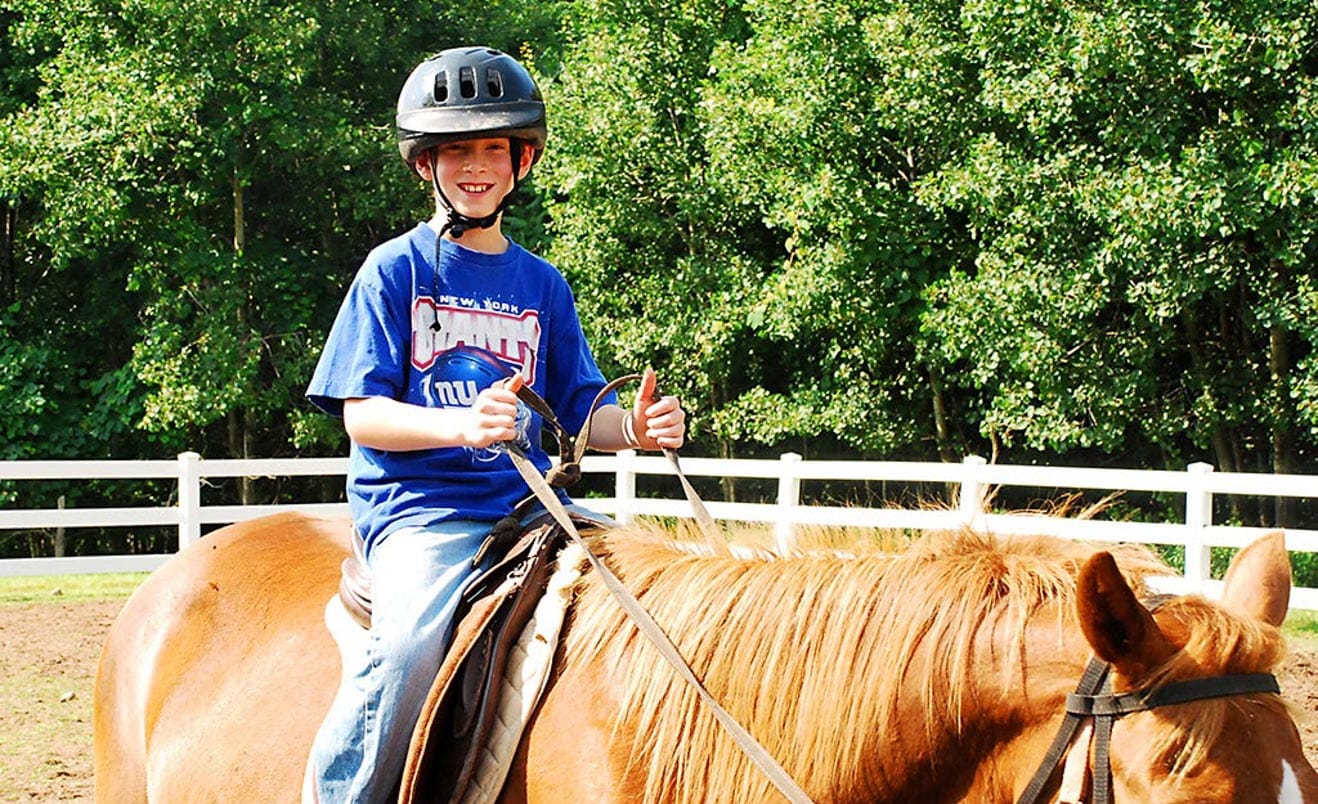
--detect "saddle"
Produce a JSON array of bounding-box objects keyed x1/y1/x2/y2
[{"x1": 335, "y1": 513, "x2": 600, "y2": 804}]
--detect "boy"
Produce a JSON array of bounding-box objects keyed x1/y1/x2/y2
[{"x1": 304, "y1": 46, "x2": 685, "y2": 802}]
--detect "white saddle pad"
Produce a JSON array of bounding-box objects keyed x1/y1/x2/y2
[{"x1": 460, "y1": 541, "x2": 586, "y2": 804}]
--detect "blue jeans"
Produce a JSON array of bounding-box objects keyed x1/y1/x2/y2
[
  {"x1": 310, "y1": 519, "x2": 493, "y2": 804},
  {"x1": 310, "y1": 505, "x2": 606, "y2": 803}
]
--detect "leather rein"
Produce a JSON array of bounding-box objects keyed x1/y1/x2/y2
[
  {"x1": 501, "y1": 373, "x2": 812, "y2": 804},
  {"x1": 499, "y1": 372, "x2": 723, "y2": 550},
  {"x1": 1017, "y1": 652, "x2": 1280, "y2": 803}
]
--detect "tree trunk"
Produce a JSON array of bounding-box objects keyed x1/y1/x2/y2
[
  {"x1": 709, "y1": 377, "x2": 737, "y2": 502},
  {"x1": 928, "y1": 363, "x2": 956, "y2": 463},
  {"x1": 1, "y1": 198, "x2": 15, "y2": 306},
  {"x1": 53, "y1": 496, "x2": 66, "y2": 558},
  {"x1": 231, "y1": 169, "x2": 254, "y2": 506},
  {"x1": 233, "y1": 170, "x2": 245, "y2": 257},
  {"x1": 717, "y1": 438, "x2": 737, "y2": 503},
  {"x1": 1268, "y1": 261, "x2": 1296, "y2": 526},
  {"x1": 1188, "y1": 305, "x2": 1248, "y2": 522}
]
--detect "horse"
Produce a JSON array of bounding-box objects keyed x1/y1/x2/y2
[{"x1": 94, "y1": 511, "x2": 1318, "y2": 802}]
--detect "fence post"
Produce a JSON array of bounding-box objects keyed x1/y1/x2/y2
[
  {"x1": 1184, "y1": 462, "x2": 1214, "y2": 594},
  {"x1": 54, "y1": 495, "x2": 66, "y2": 557},
  {"x1": 178, "y1": 451, "x2": 202, "y2": 551},
  {"x1": 959, "y1": 455, "x2": 988, "y2": 530},
  {"x1": 775, "y1": 452, "x2": 803, "y2": 553},
  {"x1": 614, "y1": 448, "x2": 637, "y2": 525}
]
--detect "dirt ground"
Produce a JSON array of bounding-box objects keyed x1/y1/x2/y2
[
  {"x1": 1, "y1": 601, "x2": 1317, "y2": 802},
  {"x1": 0, "y1": 600, "x2": 120, "y2": 803}
]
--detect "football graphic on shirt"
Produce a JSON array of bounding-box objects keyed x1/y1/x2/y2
[
  {"x1": 429, "y1": 344, "x2": 516, "y2": 403},
  {"x1": 425, "y1": 344, "x2": 532, "y2": 460}
]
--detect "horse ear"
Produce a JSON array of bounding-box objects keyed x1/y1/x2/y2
[
  {"x1": 1077, "y1": 552, "x2": 1175, "y2": 680},
  {"x1": 1220, "y1": 531, "x2": 1290, "y2": 627}
]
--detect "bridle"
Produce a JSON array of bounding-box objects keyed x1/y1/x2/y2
[{"x1": 1017, "y1": 655, "x2": 1281, "y2": 804}]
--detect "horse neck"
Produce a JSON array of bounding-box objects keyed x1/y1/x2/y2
[
  {"x1": 562, "y1": 535, "x2": 1099, "y2": 803},
  {"x1": 857, "y1": 603, "x2": 1092, "y2": 802}
]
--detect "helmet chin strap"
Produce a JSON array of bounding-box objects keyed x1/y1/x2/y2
[
  {"x1": 426, "y1": 141, "x2": 529, "y2": 333},
  {"x1": 427, "y1": 142, "x2": 527, "y2": 240}
]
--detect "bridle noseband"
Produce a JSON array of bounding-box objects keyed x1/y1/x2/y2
[{"x1": 1017, "y1": 655, "x2": 1281, "y2": 804}]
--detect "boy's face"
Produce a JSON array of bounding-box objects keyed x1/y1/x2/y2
[{"x1": 418, "y1": 137, "x2": 535, "y2": 221}]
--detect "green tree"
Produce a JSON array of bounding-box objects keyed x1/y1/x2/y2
[
  {"x1": 545, "y1": 0, "x2": 979, "y2": 461},
  {"x1": 917, "y1": 0, "x2": 1318, "y2": 509},
  {"x1": 540, "y1": 0, "x2": 777, "y2": 477},
  {"x1": 699, "y1": 0, "x2": 977, "y2": 459},
  {"x1": 546, "y1": 0, "x2": 1318, "y2": 513},
  {"x1": 3, "y1": 0, "x2": 1318, "y2": 542},
  {"x1": 0, "y1": 0, "x2": 561, "y2": 492}
]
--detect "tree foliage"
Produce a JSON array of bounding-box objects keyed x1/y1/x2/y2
[
  {"x1": 543, "y1": 0, "x2": 1318, "y2": 479},
  {"x1": 0, "y1": 0, "x2": 546, "y2": 470},
  {"x1": 2, "y1": 0, "x2": 1318, "y2": 552},
  {"x1": 918, "y1": 0, "x2": 1318, "y2": 477}
]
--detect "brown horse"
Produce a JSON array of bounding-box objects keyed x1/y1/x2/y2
[{"x1": 94, "y1": 511, "x2": 1318, "y2": 802}]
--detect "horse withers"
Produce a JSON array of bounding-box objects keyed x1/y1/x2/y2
[{"x1": 94, "y1": 512, "x2": 1318, "y2": 802}]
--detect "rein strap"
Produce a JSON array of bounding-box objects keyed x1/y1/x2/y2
[
  {"x1": 505, "y1": 443, "x2": 814, "y2": 804},
  {"x1": 509, "y1": 373, "x2": 727, "y2": 554},
  {"x1": 1017, "y1": 658, "x2": 1110, "y2": 804}
]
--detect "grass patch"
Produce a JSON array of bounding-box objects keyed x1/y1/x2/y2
[
  {"x1": 0, "y1": 573, "x2": 146, "y2": 604},
  {"x1": 1285, "y1": 609, "x2": 1318, "y2": 651}
]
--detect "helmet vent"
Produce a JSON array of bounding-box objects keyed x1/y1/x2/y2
[
  {"x1": 459, "y1": 66, "x2": 477, "y2": 99},
  {"x1": 433, "y1": 71, "x2": 448, "y2": 103},
  {"x1": 486, "y1": 69, "x2": 504, "y2": 98}
]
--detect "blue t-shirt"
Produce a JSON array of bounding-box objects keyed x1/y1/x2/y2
[{"x1": 307, "y1": 223, "x2": 614, "y2": 548}]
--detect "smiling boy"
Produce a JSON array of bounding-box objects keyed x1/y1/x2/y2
[{"x1": 303, "y1": 47, "x2": 685, "y2": 802}]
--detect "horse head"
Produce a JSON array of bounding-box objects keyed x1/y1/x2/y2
[{"x1": 1075, "y1": 532, "x2": 1318, "y2": 802}]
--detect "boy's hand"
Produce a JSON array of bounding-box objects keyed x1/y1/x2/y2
[
  {"x1": 629, "y1": 368, "x2": 686, "y2": 451},
  {"x1": 463, "y1": 385, "x2": 520, "y2": 449}
]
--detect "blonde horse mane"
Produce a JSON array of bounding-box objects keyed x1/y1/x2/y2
[{"x1": 562, "y1": 521, "x2": 1236, "y2": 803}]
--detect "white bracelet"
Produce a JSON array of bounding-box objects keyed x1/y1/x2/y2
[{"x1": 622, "y1": 412, "x2": 641, "y2": 449}]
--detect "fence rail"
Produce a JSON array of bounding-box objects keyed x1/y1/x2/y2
[{"x1": 2, "y1": 452, "x2": 1318, "y2": 610}]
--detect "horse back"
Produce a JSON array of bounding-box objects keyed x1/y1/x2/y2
[{"x1": 93, "y1": 512, "x2": 350, "y2": 802}]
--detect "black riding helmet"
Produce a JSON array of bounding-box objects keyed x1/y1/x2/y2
[{"x1": 397, "y1": 47, "x2": 547, "y2": 239}]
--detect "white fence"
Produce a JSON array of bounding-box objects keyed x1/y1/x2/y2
[{"x1": 2, "y1": 452, "x2": 1318, "y2": 610}]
